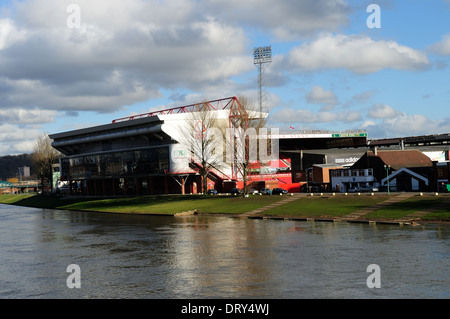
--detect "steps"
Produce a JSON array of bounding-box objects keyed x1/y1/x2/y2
[
  {"x1": 239, "y1": 195, "x2": 298, "y2": 217},
  {"x1": 238, "y1": 193, "x2": 447, "y2": 226},
  {"x1": 340, "y1": 193, "x2": 415, "y2": 221}
]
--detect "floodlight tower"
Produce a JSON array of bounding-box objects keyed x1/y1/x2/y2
[{"x1": 253, "y1": 46, "x2": 272, "y2": 115}]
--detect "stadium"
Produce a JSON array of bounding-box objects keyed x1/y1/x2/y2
[{"x1": 49, "y1": 96, "x2": 450, "y2": 196}]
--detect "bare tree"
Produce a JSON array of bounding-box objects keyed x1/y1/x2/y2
[
  {"x1": 229, "y1": 96, "x2": 275, "y2": 196},
  {"x1": 32, "y1": 134, "x2": 61, "y2": 192},
  {"x1": 177, "y1": 101, "x2": 228, "y2": 194},
  {"x1": 174, "y1": 96, "x2": 277, "y2": 196}
]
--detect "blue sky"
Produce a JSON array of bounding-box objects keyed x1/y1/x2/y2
[{"x1": 0, "y1": 0, "x2": 449, "y2": 155}]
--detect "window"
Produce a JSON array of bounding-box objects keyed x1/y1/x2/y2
[
  {"x1": 65, "y1": 147, "x2": 170, "y2": 179},
  {"x1": 331, "y1": 170, "x2": 341, "y2": 177}
]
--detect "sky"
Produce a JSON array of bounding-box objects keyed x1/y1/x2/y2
[{"x1": 0, "y1": 0, "x2": 449, "y2": 156}]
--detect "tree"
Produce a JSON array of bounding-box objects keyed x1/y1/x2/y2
[
  {"x1": 0, "y1": 154, "x2": 33, "y2": 180},
  {"x1": 174, "y1": 96, "x2": 277, "y2": 196},
  {"x1": 32, "y1": 134, "x2": 61, "y2": 192},
  {"x1": 177, "y1": 101, "x2": 228, "y2": 194},
  {"x1": 228, "y1": 96, "x2": 273, "y2": 196}
]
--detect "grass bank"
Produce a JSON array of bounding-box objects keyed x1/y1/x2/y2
[
  {"x1": 0, "y1": 193, "x2": 449, "y2": 222},
  {"x1": 364, "y1": 196, "x2": 450, "y2": 222},
  {"x1": 0, "y1": 194, "x2": 285, "y2": 215},
  {"x1": 262, "y1": 195, "x2": 389, "y2": 218}
]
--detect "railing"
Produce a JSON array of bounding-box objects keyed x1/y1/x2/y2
[{"x1": 112, "y1": 97, "x2": 241, "y2": 123}]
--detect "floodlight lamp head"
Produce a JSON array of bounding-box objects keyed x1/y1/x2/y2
[{"x1": 253, "y1": 46, "x2": 272, "y2": 64}]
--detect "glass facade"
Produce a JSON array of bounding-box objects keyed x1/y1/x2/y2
[{"x1": 61, "y1": 147, "x2": 169, "y2": 180}]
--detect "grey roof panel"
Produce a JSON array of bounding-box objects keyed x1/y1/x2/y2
[{"x1": 49, "y1": 116, "x2": 162, "y2": 140}]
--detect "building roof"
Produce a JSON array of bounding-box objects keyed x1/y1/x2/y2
[
  {"x1": 48, "y1": 116, "x2": 170, "y2": 156},
  {"x1": 369, "y1": 132, "x2": 450, "y2": 147},
  {"x1": 367, "y1": 150, "x2": 432, "y2": 170},
  {"x1": 381, "y1": 167, "x2": 429, "y2": 186},
  {"x1": 313, "y1": 164, "x2": 344, "y2": 169},
  {"x1": 49, "y1": 116, "x2": 162, "y2": 140}
]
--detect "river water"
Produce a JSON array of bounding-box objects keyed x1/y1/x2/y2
[{"x1": 0, "y1": 204, "x2": 448, "y2": 299}]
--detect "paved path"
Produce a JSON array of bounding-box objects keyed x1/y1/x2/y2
[
  {"x1": 240, "y1": 193, "x2": 416, "y2": 219},
  {"x1": 339, "y1": 193, "x2": 415, "y2": 221},
  {"x1": 239, "y1": 195, "x2": 298, "y2": 217},
  {"x1": 239, "y1": 193, "x2": 448, "y2": 224}
]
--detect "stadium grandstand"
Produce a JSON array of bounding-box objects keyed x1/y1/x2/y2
[{"x1": 49, "y1": 97, "x2": 370, "y2": 196}]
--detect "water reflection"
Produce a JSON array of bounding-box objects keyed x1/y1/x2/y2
[
  {"x1": 0, "y1": 204, "x2": 448, "y2": 299},
  {"x1": 168, "y1": 217, "x2": 279, "y2": 298}
]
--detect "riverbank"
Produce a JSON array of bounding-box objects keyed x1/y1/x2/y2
[{"x1": 0, "y1": 192, "x2": 449, "y2": 225}]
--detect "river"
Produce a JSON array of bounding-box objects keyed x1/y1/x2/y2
[{"x1": 0, "y1": 204, "x2": 448, "y2": 299}]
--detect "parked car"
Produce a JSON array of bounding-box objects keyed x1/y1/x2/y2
[
  {"x1": 259, "y1": 188, "x2": 272, "y2": 195},
  {"x1": 355, "y1": 186, "x2": 378, "y2": 192},
  {"x1": 54, "y1": 185, "x2": 70, "y2": 195},
  {"x1": 272, "y1": 188, "x2": 288, "y2": 195},
  {"x1": 230, "y1": 188, "x2": 243, "y2": 196},
  {"x1": 248, "y1": 188, "x2": 259, "y2": 194},
  {"x1": 207, "y1": 189, "x2": 218, "y2": 195}
]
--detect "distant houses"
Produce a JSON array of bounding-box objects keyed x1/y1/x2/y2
[{"x1": 329, "y1": 149, "x2": 449, "y2": 192}]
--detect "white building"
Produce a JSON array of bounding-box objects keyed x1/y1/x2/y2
[{"x1": 330, "y1": 168, "x2": 376, "y2": 192}]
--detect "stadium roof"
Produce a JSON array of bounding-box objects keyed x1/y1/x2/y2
[{"x1": 369, "y1": 133, "x2": 450, "y2": 147}]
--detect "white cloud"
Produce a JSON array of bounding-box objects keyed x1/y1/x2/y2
[
  {"x1": 368, "y1": 103, "x2": 403, "y2": 119},
  {"x1": 271, "y1": 107, "x2": 362, "y2": 124},
  {"x1": 352, "y1": 90, "x2": 375, "y2": 102},
  {"x1": 285, "y1": 33, "x2": 430, "y2": 74},
  {"x1": 0, "y1": 18, "x2": 27, "y2": 50},
  {"x1": 0, "y1": 123, "x2": 42, "y2": 155},
  {"x1": 271, "y1": 108, "x2": 335, "y2": 124},
  {"x1": 361, "y1": 120, "x2": 376, "y2": 128},
  {"x1": 203, "y1": 0, "x2": 350, "y2": 40},
  {"x1": 0, "y1": 108, "x2": 57, "y2": 124},
  {"x1": 336, "y1": 110, "x2": 362, "y2": 123},
  {"x1": 383, "y1": 114, "x2": 436, "y2": 136},
  {"x1": 0, "y1": 0, "x2": 251, "y2": 114},
  {"x1": 305, "y1": 85, "x2": 339, "y2": 109},
  {"x1": 362, "y1": 113, "x2": 450, "y2": 139},
  {"x1": 429, "y1": 33, "x2": 450, "y2": 56}
]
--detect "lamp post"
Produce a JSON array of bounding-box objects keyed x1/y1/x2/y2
[{"x1": 384, "y1": 164, "x2": 391, "y2": 195}]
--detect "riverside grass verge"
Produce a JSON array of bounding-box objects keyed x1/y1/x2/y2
[
  {"x1": 364, "y1": 195, "x2": 450, "y2": 222},
  {"x1": 0, "y1": 194, "x2": 285, "y2": 215},
  {"x1": 0, "y1": 193, "x2": 449, "y2": 222},
  {"x1": 261, "y1": 195, "x2": 389, "y2": 218}
]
